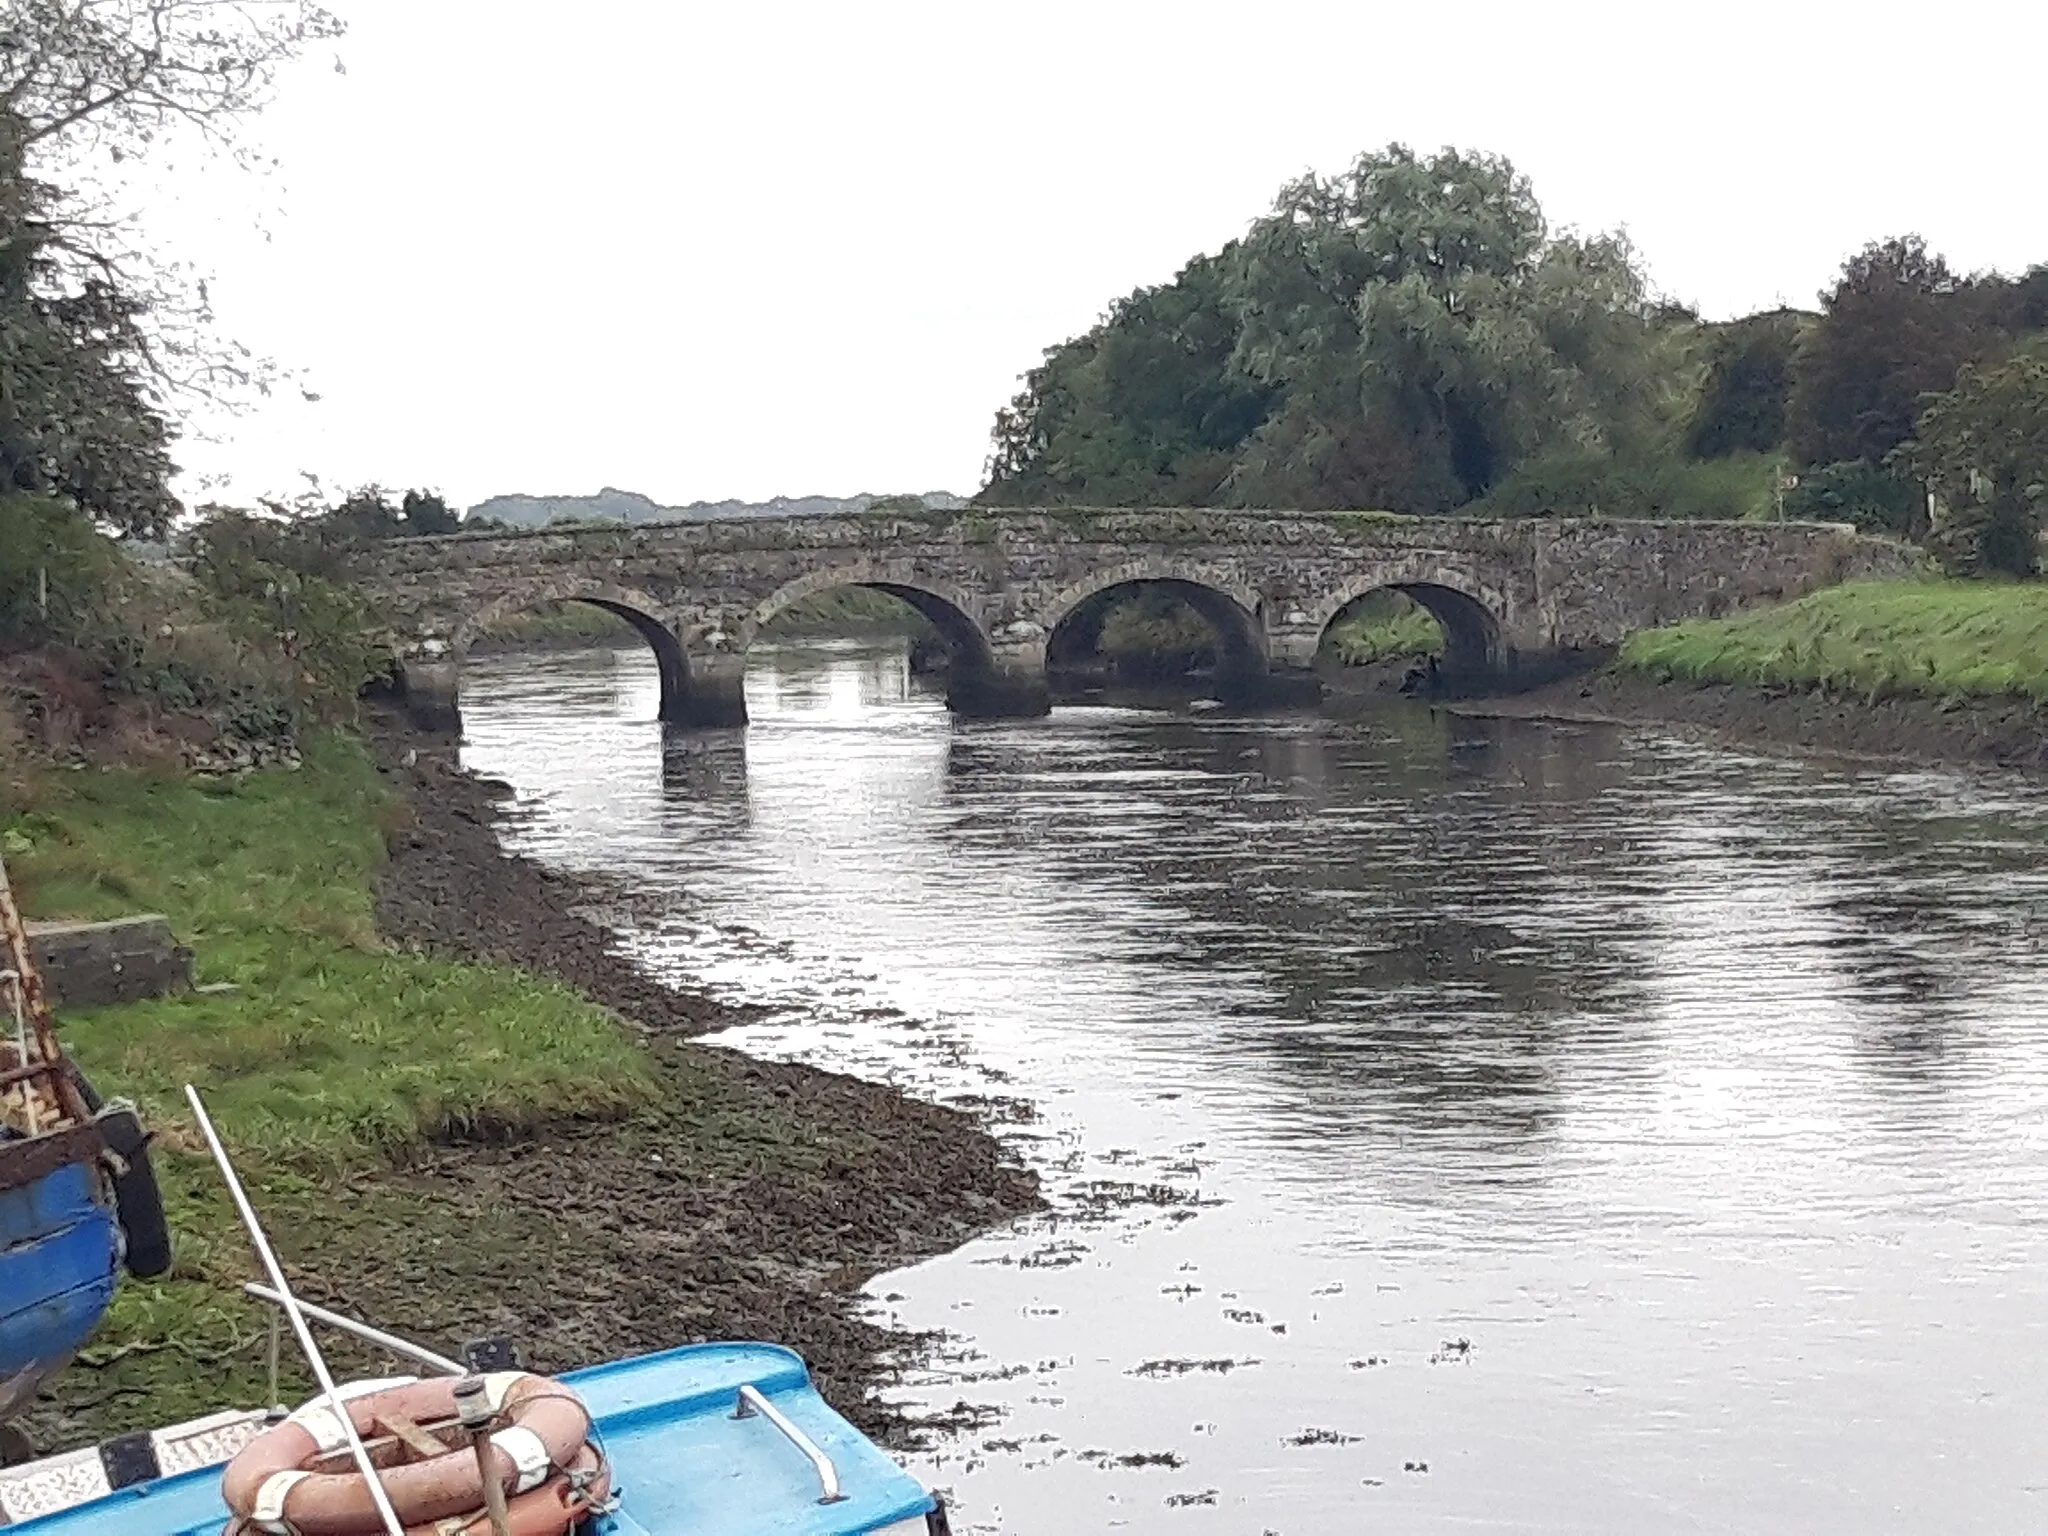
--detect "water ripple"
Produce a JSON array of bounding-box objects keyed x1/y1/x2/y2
[{"x1": 463, "y1": 642, "x2": 2048, "y2": 1534}]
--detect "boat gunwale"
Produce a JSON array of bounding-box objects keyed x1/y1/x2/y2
[
  {"x1": 1, "y1": 1339, "x2": 931, "y2": 1534},
  {"x1": 0, "y1": 1123, "x2": 108, "y2": 1196}
]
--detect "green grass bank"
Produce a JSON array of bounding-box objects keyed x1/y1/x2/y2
[
  {"x1": 4, "y1": 736, "x2": 660, "y2": 1431},
  {"x1": 1616, "y1": 579, "x2": 2048, "y2": 704}
]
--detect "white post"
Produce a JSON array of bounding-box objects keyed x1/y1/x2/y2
[{"x1": 183, "y1": 1086, "x2": 406, "y2": 1536}]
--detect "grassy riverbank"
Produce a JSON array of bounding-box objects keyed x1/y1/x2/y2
[
  {"x1": 4, "y1": 730, "x2": 1035, "y2": 1449},
  {"x1": 468, "y1": 602, "x2": 634, "y2": 650},
  {"x1": 9, "y1": 736, "x2": 657, "y2": 1146},
  {"x1": 1617, "y1": 579, "x2": 2048, "y2": 703},
  {"x1": 4, "y1": 737, "x2": 659, "y2": 1431}
]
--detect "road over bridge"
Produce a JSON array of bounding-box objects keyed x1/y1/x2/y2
[{"x1": 348, "y1": 508, "x2": 1915, "y2": 728}]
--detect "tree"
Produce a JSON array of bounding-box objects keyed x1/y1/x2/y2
[
  {"x1": 981, "y1": 144, "x2": 1685, "y2": 512},
  {"x1": 1685, "y1": 310, "x2": 1803, "y2": 458},
  {"x1": 401, "y1": 489, "x2": 459, "y2": 535},
  {"x1": 0, "y1": 1, "x2": 344, "y2": 535},
  {"x1": 983, "y1": 252, "x2": 1275, "y2": 506},
  {"x1": 0, "y1": 114, "x2": 177, "y2": 536},
  {"x1": 1903, "y1": 340, "x2": 2048, "y2": 577},
  {"x1": 4, "y1": 2, "x2": 345, "y2": 211},
  {"x1": 1787, "y1": 236, "x2": 2003, "y2": 470},
  {"x1": 1223, "y1": 146, "x2": 1555, "y2": 506}
]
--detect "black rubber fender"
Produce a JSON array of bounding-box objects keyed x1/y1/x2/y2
[{"x1": 68, "y1": 1067, "x2": 174, "y2": 1281}]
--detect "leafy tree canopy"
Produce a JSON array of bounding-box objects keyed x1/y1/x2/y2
[
  {"x1": 984, "y1": 145, "x2": 1688, "y2": 513},
  {"x1": 0, "y1": 117, "x2": 177, "y2": 536},
  {"x1": 1787, "y1": 236, "x2": 2019, "y2": 471},
  {"x1": 1685, "y1": 310, "x2": 1806, "y2": 460}
]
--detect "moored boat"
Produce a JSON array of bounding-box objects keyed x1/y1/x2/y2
[
  {"x1": 2, "y1": 1057, "x2": 950, "y2": 1535},
  {"x1": 0, "y1": 856, "x2": 170, "y2": 1435},
  {"x1": 0, "y1": 1299, "x2": 951, "y2": 1534}
]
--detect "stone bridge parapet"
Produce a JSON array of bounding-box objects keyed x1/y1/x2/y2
[{"x1": 345, "y1": 509, "x2": 1918, "y2": 728}]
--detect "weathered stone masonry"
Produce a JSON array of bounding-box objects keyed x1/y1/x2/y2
[{"x1": 346, "y1": 509, "x2": 1918, "y2": 728}]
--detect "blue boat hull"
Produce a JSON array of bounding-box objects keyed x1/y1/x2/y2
[
  {"x1": 3, "y1": 1342, "x2": 942, "y2": 1535},
  {"x1": 0, "y1": 1162, "x2": 120, "y2": 1425}
]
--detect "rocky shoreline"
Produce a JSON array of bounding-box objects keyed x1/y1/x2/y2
[
  {"x1": 1452, "y1": 671, "x2": 2048, "y2": 774},
  {"x1": 333, "y1": 714, "x2": 1041, "y2": 1441}
]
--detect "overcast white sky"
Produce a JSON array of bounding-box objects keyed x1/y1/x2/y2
[{"x1": 149, "y1": 0, "x2": 2045, "y2": 512}]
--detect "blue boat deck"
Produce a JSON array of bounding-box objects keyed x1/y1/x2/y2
[{"x1": 4, "y1": 1342, "x2": 936, "y2": 1536}]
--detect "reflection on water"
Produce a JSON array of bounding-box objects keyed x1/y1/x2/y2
[{"x1": 462, "y1": 641, "x2": 2048, "y2": 1534}]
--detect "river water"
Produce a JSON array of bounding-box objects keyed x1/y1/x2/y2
[{"x1": 459, "y1": 641, "x2": 2048, "y2": 1534}]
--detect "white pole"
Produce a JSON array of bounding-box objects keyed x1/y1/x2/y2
[{"x1": 184, "y1": 1085, "x2": 406, "y2": 1536}]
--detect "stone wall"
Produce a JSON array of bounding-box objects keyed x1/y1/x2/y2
[{"x1": 28, "y1": 917, "x2": 192, "y2": 1010}]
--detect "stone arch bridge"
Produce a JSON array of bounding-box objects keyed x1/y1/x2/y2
[{"x1": 347, "y1": 508, "x2": 1913, "y2": 728}]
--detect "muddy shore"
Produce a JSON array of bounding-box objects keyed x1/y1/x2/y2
[
  {"x1": 305, "y1": 716, "x2": 1039, "y2": 1441},
  {"x1": 1450, "y1": 671, "x2": 2048, "y2": 773}
]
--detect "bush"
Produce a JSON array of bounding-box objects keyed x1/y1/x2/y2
[
  {"x1": 0, "y1": 494, "x2": 120, "y2": 644},
  {"x1": 2, "y1": 500, "x2": 388, "y2": 753},
  {"x1": 1906, "y1": 339, "x2": 2048, "y2": 578},
  {"x1": 1473, "y1": 450, "x2": 1776, "y2": 520},
  {"x1": 183, "y1": 512, "x2": 389, "y2": 717},
  {"x1": 1685, "y1": 311, "x2": 1801, "y2": 459},
  {"x1": 1781, "y1": 459, "x2": 1920, "y2": 537}
]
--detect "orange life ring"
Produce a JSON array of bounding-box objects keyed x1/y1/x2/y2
[{"x1": 219, "y1": 1374, "x2": 606, "y2": 1536}]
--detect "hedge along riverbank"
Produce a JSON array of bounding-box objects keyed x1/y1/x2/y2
[
  {"x1": 4, "y1": 727, "x2": 1037, "y2": 1452},
  {"x1": 1616, "y1": 578, "x2": 2048, "y2": 703}
]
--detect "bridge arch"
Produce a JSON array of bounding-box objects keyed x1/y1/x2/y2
[
  {"x1": 1038, "y1": 559, "x2": 1270, "y2": 696},
  {"x1": 449, "y1": 582, "x2": 691, "y2": 721},
  {"x1": 736, "y1": 564, "x2": 994, "y2": 668},
  {"x1": 1306, "y1": 564, "x2": 1509, "y2": 684},
  {"x1": 729, "y1": 563, "x2": 1046, "y2": 716}
]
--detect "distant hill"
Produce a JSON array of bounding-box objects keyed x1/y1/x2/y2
[{"x1": 463, "y1": 487, "x2": 970, "y2": 528}]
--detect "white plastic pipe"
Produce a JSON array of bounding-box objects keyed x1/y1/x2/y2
[{"x1": 184, "y1": 1085, "x2": 406, "y2": 1536}]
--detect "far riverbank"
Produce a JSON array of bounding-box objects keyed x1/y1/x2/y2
[
  {"x1": 1451, "y1": 672, "x2": 2048, "y2": 773},
  {"x1": 1451, "y1": 578, "x2": 2048, "y2": 773}
]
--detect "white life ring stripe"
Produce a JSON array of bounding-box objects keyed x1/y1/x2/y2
[
  {"x1": 285, "y1": 1377, "x2": 418, "y2": 1453},
  {"x1": 286, "y1": 1405, "x2": 348, "y2": 1455},
  {"x1": 482, "y1": 1371, "x2": 530, "y2": 1413},
  {"x1": 252, "y1": 1468, "x2": 311, "y2": 1529},
  {"x1": 491, "y1": 1425, "x2": 553, "y2": 1494}
]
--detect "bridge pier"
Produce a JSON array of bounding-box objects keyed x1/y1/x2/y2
[
  {"x1": 948, "y1": 661, "x2": 1052, "y2": 719},
  {"x1": 399, "y1": 660, "x2": 462, "y2": 734},
  {"x1": 665, "y1": 655, "x2": 748, "y2": 728}
]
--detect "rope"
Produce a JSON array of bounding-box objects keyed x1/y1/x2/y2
[{"x1": 562, "y1": 1443, "x2": 618, "y2": 1518}]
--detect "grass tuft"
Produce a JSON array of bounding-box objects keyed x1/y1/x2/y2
[{"x1": 1324, "y1": 599, "x2": 1444, "y2": 664}]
